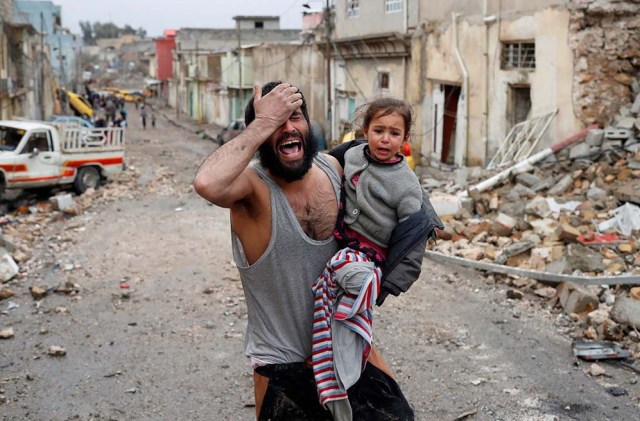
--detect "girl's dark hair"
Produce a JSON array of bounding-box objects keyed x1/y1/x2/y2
[{"x1": 358, "y1": 98, "x2": 413, "y2": 136}]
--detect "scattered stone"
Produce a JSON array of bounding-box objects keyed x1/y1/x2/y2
[
  {"x1": 30, "y1": 286, "x2": 48, "y2": 300},
  {"x1": 0, "y1": 286, "x2": 15, "y2": 300},
  {"x1": 0, "y1": 253, "x2": 19, "y2": 283},
  {"x1": 566, "y1": 244, "x2": 605, "y2": 273},
  {"x1": 557, "y1": 282, "x2": 599, "y2": 314},
  {"x1": 0, "y1": 327, "x2": 14, "y2": 339},
  {"x1": 606, "y1": 387, "x2": 628, "y2": 397},
  {"x1": 587, "y1": 309, "x2": 611, "y2": 327},
  {"x1": 585, "y1": 363, "x2": 606, "y2": 377},
  {"x1": 534, "y1": 287, "x2": 557, "y2": 299},
  {"x1": 585, "y1": 129, "x2": 604, "y2": 147},
  {"x1": 525, "y1": 197, "x2": 552, "y2": 218},
  {"x1": 495, "y1": 241, "x2": 534, "y2": 265},
  {"x1": 49, "y1": 194, "x2": 75, "y2": 212},
  {"x1": 611, "y1": 296, "x2": 640, "y2": 330},
  {"x1": 48, "y1": 345, "x2": 67, "y2": 356},
  {"x1": 506, "y1": 289, "x2": 524, "y2": 300}
]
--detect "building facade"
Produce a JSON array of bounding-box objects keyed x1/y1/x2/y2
[{"x1": 168, "y1": 17, "x2": 301, "y2": 126}]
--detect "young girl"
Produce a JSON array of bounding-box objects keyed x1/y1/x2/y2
[{"x1": 312, "y1": 98, "x2": 422, "y2": 420}]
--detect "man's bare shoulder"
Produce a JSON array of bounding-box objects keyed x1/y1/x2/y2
[{"x1": 318, "y1": 152, "x2": 343, "y2": 176}]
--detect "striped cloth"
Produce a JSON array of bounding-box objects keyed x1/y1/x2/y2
[{"x1": 311, "y1": 247, "x2": 381, "y2": 407}]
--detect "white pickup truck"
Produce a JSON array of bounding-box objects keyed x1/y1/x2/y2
[{"x1": 0, "y1": 120, "x2": 125, "y2": 195}]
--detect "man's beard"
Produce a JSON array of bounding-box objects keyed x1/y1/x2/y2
[{"x1": 258, "y1": 128, "x2": 319, "y2": 183}]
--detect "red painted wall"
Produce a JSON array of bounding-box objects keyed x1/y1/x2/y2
[{"x1": 155, "y1": 36, "x2": 176, "y2": 81}]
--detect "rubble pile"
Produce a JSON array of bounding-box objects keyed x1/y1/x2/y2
[
  {"x1": 424, "y1": 122, "x2": 640, "y2": 353},
  {"x1": 0, "y1": 166, "x2": 141, "y2": 308},
  {"x1": 429, "y1": 147, "x2": 640, "y2": 276}
]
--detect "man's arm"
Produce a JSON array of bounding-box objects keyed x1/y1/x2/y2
[{"x1": 193, "y1": 83, "x2": 302, "y2": 208}]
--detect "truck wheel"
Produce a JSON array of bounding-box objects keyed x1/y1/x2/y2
[{"x1": 74, "y1": 167, "x2": 100, "y2": 194}]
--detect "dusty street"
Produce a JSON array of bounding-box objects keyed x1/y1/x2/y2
[{"x1": 1, "y1": 106, "x2": 639, "y2": 421}]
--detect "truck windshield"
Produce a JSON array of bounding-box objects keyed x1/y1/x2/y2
[{"x1": 0, "y1": 126, "x2": 25, "y2": 151}]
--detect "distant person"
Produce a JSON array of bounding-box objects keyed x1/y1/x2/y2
[
  {"x1": 140, "y1": 106, "x2": 147, "y2": 129},
  {"x1": 151, "y1": 113, "x2": 156, "y2": 128}
]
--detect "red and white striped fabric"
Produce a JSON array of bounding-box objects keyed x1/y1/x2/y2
[{"x1": 311, "y1": 247, "x2": 381, "y2": 407}]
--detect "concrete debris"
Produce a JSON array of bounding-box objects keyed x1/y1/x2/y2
[
  {"x1": 49, "y1": 193, "x2": 76, "y2": 212},
  {"x1": 0, "y1": 327, "x2": 14, "y2": 339},
  {"x1": 0, "y1": 253, "x2": 19, "y2": 283},
  {"x1": 424, "y1": 103, "x2": 640, "y2": 351},
  {"x1": 0, "y1": 286, "x2": 15, "y2": 300},
  {"x1": 48, "y1": 345, "x2": 67, "y2": 356},
  {"x1": 611, "y1": 296, "x2": 640, "y2": 330},
  {"x1": 557, "y1": 282, "x2": 599, "y2": 314},
  {"x1": 585, "y1": 363, "x2": 606, "y2": 377}
]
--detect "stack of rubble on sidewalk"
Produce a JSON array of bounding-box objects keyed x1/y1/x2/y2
[
  {"x1": 423, "y1": 104, "x2": 640, "y2": 356},
  {"x1": 0, "y1": 166, "x2": 141, "y2": 306}
]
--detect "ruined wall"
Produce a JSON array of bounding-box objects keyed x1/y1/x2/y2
[
  {"x1": 0, "y1": 0, "x2": 14, "y2": 20},
  {"x1": 417, "y1": 7, "x2": 578, "y2": 167},
  {"x1": 570, "y1": 0, "x2": 640, "y2": 126}
]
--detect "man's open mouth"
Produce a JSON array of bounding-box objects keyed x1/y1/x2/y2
[{"x1": 278, "y1": 139, "x2": 303, "y2": 156}]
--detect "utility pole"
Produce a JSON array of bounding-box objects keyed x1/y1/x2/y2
[
  {"x1": 195, "y1": 39, "x2": 201, "y2": 128},
  {"x1": 324, "y1": 1, "x2": 332, "y2": 143},
  {"x1": 236, "y1": 18, "x2": 242, "y2": 120},
  {"x1": 58, "y1": 35, "x2": 65, "y2": 87},
  {"x1": 39, "y1": 12, "x2": 45, "y2": 120}
]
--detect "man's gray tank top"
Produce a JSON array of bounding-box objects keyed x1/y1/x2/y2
[{"x1": 231, "y1": 154, "x2": 341, "y2": 364}]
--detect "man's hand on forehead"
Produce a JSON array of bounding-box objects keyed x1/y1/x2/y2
[{"x1": 253, "y1": 83, "x2": 303, "y2": 128}]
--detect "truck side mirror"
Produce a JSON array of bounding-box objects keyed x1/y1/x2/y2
[{"x1": 30, "y1": 147, "x2": 39, "y2": 157}]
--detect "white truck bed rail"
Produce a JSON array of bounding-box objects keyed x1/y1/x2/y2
[{"x1": 61, "y1": 127, "x2": 126, "y2": 153}]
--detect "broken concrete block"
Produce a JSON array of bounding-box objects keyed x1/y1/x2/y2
[
  {"x1": 531, "y1": 247, "x2": 552, "y2": 261},
  {"x1": 516, "y1": 173, "x2": 543, "y2": 189},
  {"x1": 545, "y1": 258, "x2": 567, "y2": 274},
  {"x1": 491, "y1": 213, "x2": 517, "y2": 237},
  {"x1": 559, "y1": 224, "x2": 580, "y2": 242},
  {"x1": 616, "y1": 117, "x2": 636, "y2": 130},
  {"x1": 525, "y1": 197, "x2": 552, "y2": 218},
  {"x1": 557, "y1": 282, "x2": 599, "y2": 314},
  {"x1": 548, "y1": 174, "x2": 573, "y2": 196},
  {"x1": 430, "y1": 194, "x2": 462, "y2": 217},
  {"x1": 49, "y1": 194, "x2": 75, "y2": 212},
  {"x1": 587, "y1": 186, "x2": 608, "y2": 202},
  {"x1": 611, "y1": 296, "x2": 640, "y2": 330},
  {"x1": 602, "y1": 139, "x2": 623, "y2": 151},
  {"x1": 569, "y1": 142, "x2": 592, "y2": 160},
  {"x1": 567, "y1": 244, "x2": 605, "y2": 273},
  {"x1": 631, "y1": 95, "x2": 640, "y2": 115},
  {"x1": 460, "y1": 196, "x2": 474, "y2": 213},
  {"x1": 604, "y1": 127, "x2": 633, "y2": 140},
  {"x1": 529, "y1": 218, "x2": 560, "y2": 238},
  {"x1": 585, "y1": 129, "x2": 604, "y2": 147},
  {"x1": 495, "y1": 241, "x2": 534, "y2": 265},
  {"x1": 504, "y1": 184, "x2": 536, "y2": 202},
  {"x1": 460, "y1": 248, "x2": 485, "y2": 261},
  {"x1": 462, "y1": 222, "x2": 491, "y2": 239},
  {"x1": 454, "y1": 168, "x2": 469, "y2": 188},
  {"x1": 0, "y1": 253, "x2": 19, "y2": 283}
]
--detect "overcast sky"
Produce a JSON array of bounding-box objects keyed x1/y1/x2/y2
[{"x1": 51, "y1": 0, "x2": 313, "y2": 37}]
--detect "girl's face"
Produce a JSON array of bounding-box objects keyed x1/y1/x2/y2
[{"x1": 363, "y1": 111, "x2": 408, "y2": 162}]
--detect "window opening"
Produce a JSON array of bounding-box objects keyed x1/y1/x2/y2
[
  {"x1": 385, "y1": 0, "x2": 402, "y2": 13},
  {"x1": 347, "y1": 0, "x2": 359, "y2": 18},
  {"x1": 501, "y1": 42, "x2": 535, "y2": 70}
]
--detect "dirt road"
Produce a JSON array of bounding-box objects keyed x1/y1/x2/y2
[{"x1": 1, "y1": 106, "x2": 638, "y2": 420}]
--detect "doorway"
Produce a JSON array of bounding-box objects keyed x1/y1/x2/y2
[{"x1": 432, "y1": 83, "x2": 461, "y2": 164}]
